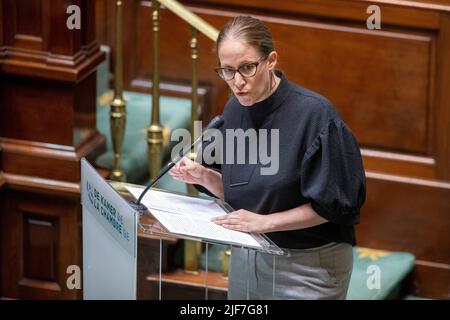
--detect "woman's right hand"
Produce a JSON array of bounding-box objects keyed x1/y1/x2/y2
[{"x1": 169, "y1": 156, "x2": 206, "y2": 186}]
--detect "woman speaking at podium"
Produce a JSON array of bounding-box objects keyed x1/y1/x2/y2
[{"x1": 170, "y1": 16, "x2": 366, "y2": 300}]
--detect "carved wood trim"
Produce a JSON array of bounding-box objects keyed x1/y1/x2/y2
[
  {"x1": 146, "y1": 270, "x2": 228, "y2": 291},
  {"x1": 365, "y1": 170, "x2": 450, "y2": 188},
  {"x1": 0, "y1": 172, "x2": 4, "y2": 189},
  {"x1": 0, "y1": 47, "x2": 105, "y2": 82},
  {"x1": 18, "y1": 278, "x2": 62, "y2": 293},
  {"x1": 184, "y1": 0, "x2": 446, "y2": 28},
  {"x1": 0, "y1": 133, "x2": 106, "y2": 182},
  {"x1": 3, "y1": 173, "x2": 80, "y2": 196}
]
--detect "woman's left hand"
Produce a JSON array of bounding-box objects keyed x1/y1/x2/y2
[{"x1": 211, "y1": 209, "x2": 272, "y2": 233}]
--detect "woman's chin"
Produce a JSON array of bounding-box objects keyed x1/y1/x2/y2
[{"x1": 236, "y1": 96, "x2": 254, "y2": 106}]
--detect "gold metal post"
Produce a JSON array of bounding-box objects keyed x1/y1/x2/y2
[
  {"x1": 110, "y1": 0, "x2": 126, "y2": 182},
  {"x1": 187, "y1": 26, "x2": 199, "y2": 196},
  {"x1": 183, "y1": 240, "x2": 202, "y2": 275},
  {"x1": 184, "y1": 27, "x2": 202, "y2": 274},
  {"x1": 222, "y1": 247, "x2": 231, "y2": 278},
  {"x1": 148, "y1": 0, "x2": 164, "y2": 180}
]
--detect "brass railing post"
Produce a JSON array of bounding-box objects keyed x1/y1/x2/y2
[
  {"x1": 148, "y1": 0, "x2": 164, "y2": 180},
  {"x1": 184, "y1": 26, "x2": 202, "y2": 274},
  {"x1": 222, "y1": 247, "x2": 231, "y2": 278},
  {"x1": 187, "y1": 26, "x2": 199, "y2": 196},
  {"x1": 110, "y1": 0, "x2": 127, "y2": 182}
]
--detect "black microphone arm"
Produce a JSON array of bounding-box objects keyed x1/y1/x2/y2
[{"x1": 131, "y1": 115, "x2": 224, "y2": 210}]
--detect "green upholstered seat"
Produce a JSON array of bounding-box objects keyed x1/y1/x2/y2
[
  {"x1": 347, "y1": 246, "x2": 415, "y2": 300},
  {"x1": 403, "y1": 295, "x2": 431, "y2": 300},
  {"x1": 200, "y1": 243, "x2": 229, "y2": 273}
]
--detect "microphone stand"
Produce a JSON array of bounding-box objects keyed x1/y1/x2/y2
[{"x1": 130, "y1": 115, "x2": 224, "y2": 211}]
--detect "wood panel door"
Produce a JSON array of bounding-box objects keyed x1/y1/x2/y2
[{"x1": 1, "y1": 190, "x2": 81, "y2": 299}]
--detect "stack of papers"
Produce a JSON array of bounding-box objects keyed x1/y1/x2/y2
[{"x1": 126, "y1": 186, "x2": 261, "y2": 248}]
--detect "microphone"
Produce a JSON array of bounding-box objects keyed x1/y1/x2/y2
[{"x1": 131, "y1": 115, "x2": 224, "y2": 211}]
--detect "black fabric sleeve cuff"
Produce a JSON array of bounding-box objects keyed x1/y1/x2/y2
[{"x1": 311, "y1": 201, "x2": 360, "y2": 226}]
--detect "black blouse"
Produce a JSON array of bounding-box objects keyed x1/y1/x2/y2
[{"x1": 197, "y1": 71, "x2": 366, "y2": 249}]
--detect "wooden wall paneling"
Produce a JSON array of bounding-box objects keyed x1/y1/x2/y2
[
  {"x1": 264, "y1": 20, "x2": 432, "y2": 154},
  {"x1": 3, "y1": 0, "x2": 46, "y2": 51},
  {"x1": 48, "y1": 0, "x2": 81, "y2": 56},
  {"x1": 23, "y1": 214, "x2": 59, "y2": 284},
  {"x1": 0, "y1": 76, "x2": 75, "y2": 145},
  {"x1": 413, "y1": 263, "x2": 450, "y2": 298},
  {"x1": 0, "y1": 75, "x2": 105, "y2": 183},
  {"x1": 184, "y1": 0, "x2": 444, "y2": 30},
  {"x1": 0, "y1": 163, "x2": 3, "y2": 299},
  {"x1": 0, "y1": 145, "x2": 3, "y2": 304},
  {"x1": 95, "y1": 0, "x2": 116, "y2": 83},
  {"x1": 82, "y1": 0, "x2": 97, "y2": 50},
  {"x1": 0, "y1": 71, "x2": 103, "y2": 149},
  {"x1": 95, "y1": 0, "x2": 107, "y2": 45},
  {"x1": 360, "y1": 150, "x2": 436, "y2": 179},
  {"x1": 435, "y1": 14, "x2": 450, "y2": 180},
  {"x1": 184, "y1": 3, "x2": 442, "y2": 180},
  {"x1": 0, "y1": 1, "x2": 104, "y2": 81},
  {"x1": 0, "y1": 0, "x2": 4, "y2": 49},
  {"x1": 1, "y1": 189, "x2": 81, "y2": 299},
  {"x1": 0, "y1": 142, "x2": 2, "y2": 173}
]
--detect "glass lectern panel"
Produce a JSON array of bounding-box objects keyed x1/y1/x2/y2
[{"x1": 107, "y1": 180, "x2": 284, "y2": 300}]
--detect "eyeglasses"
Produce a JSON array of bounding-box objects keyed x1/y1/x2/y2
[{"x1": 215, "y1": 57, "x2": 266, "y2": 81}]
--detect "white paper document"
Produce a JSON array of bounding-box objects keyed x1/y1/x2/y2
[{"x1": 126, "y1": 186, "x2": 261, "y2": 248}]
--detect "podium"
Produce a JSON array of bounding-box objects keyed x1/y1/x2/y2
[{"x1": 81, "y1": 158, "x2": 283, "y2": 300}]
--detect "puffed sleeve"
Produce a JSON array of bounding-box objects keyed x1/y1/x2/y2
[{"x1": 300, "y1": 120, "x2": 366, "y2": 225}]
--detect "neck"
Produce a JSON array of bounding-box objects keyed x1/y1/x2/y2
[
  {"x1": 266, "y1": 72, "x2": 281, "y2": 99},
  {"x1": 248, "y1": 72, "x2": 282, "y2": 105}
]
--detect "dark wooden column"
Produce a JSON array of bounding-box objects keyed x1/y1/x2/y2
[{"x1": 0, "y1": 0, "x2": 105, "y2": 299}]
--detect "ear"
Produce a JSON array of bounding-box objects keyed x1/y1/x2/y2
[{"x1": 267, "y1": 51, "x2": 278, "y2": 70}]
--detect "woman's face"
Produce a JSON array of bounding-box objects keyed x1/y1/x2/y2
[{"x1": 218, "y1": 39, "x2": 277, "y2": 106}]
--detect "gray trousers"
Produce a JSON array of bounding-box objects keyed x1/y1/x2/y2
[{"x1": 228, "y1": 242, "x2": 353, "y2": 300}]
